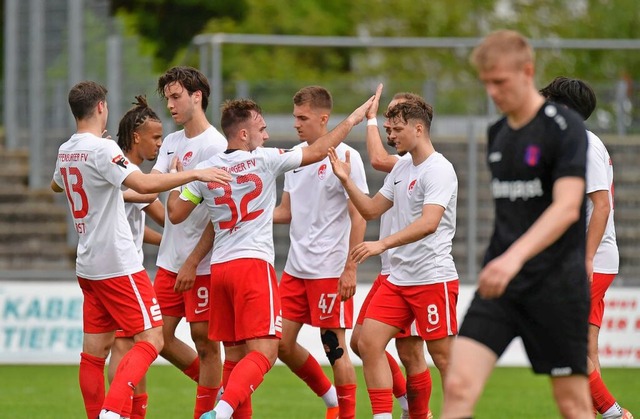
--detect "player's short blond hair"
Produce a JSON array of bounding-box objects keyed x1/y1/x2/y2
[{"x1": 470, "y1": 29, "x2": 534, "y2": 71}]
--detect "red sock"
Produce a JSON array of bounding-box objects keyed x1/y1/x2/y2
[
  {"x1": 194, "y1": 385, "x2": 220, "y2": 419},
  {"x1": 79, "y1": 352, "x2": 106, "y2": 419},
  {"x1": 221, "y1": 351, "x2": 272, "y2": 410},
  {"x1": 182, "y1": 357, "x2": 200, "y2": 383},
  {"x1": 293, "y1": 354, "x2": 332, "y2": 397},
  {"x1": 102, "y1": 341, "x2": 158, "y2": 414},
  {"x1": 336, "y1": 384, "x2": 357, "y2": 419},
  {"x1": 131, "y1": 393, "x2": 148, "y2": 419},
  {"x1": 368, "y1": 388, "x2": 393, "y2": 415},
  {"x1": 589, "y1": 370, "x2": 617, "y2": 413},
  {"x1": 407, "y1": 369, "x2": 432, "y2": 419},
  {"x1": 385, "y1": 351, "x2": 407, "y2": 398},
  {"x1": 222, "y1": 359, "x2": 238, "y2": 388},
  {"x1": 233, "y1": 396, "x2": 253, "y2": 419},
  {"x1": 121, "y1": 394, "x2": 133, "y2": 419}
]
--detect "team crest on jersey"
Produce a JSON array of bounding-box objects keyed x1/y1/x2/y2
[
  {"x1": 524, "y1": 145, "x2": 541, "y2": 167},
  {"x1": 408, "y1": 179, "x2": 417, "y2": 196},
  {"x1": 182, "y1": 151, "x2": 194, "y2": 167},
  {"x1": 317, "y1": 163, "x2": 327, "y2": 180},
  {"x1": 111, "y1": 154, "x2": 129, "y2": 169}
]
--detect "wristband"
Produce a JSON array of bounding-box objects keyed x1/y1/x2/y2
[
  {"x1": 169, "y1": 169, "x2": 178, "y2": 173},
  {"x1": 366, "y1": 117, "x2": 378, "y2": 126}
]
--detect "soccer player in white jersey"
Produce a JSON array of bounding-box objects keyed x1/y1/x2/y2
[
  {"x1": 51, "y1": 81, "x2": 231, "y2": 419},
  {"x1": 106, "y1": 95, "x2": 165, "y2": 419},
  {"x1": 350, "y1": 92, "x2": 435, "y2": 419},
  {"x1": 272, "y1": 86, "x2": 368, "y2": 419},
  {"x1": 329, "y1": 97, "x2": 459, "y2": 419},
  {"x1": 151, "y1": 66, "x2": 228, "y2": 418},
  {"x1": 541, "y1": 77, "x2": 633, "y2": 419},
  {"x1": 166, "y1": 91, "x2": 377, "y2": 419}
]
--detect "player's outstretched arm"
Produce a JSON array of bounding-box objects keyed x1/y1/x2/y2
[
  {"x1": 166, "y1": 189, "x2": 197, "y2": 225},
  {"x1": 364, "y1": 88, "x2": 398, "y2": 173},
  {"x1": 122, "y1": 189, "x2": 158, "y2": 204},
  {"x1": 300, "y1": 83, "x2": 383, "y2": 166},
  {"x1": 123, "y1": 167, "x2": 231, "y2": 194},
  {"x1": 328, "y1": 147, "x2": 391, "y2": 220},
  {"x1": 273, "y1": 191, "x2": 292, "y2": 224}
]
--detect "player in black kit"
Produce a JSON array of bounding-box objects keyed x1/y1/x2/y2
[{"x1": 441, "y1": 30, "x2": 592, "y2": 419}]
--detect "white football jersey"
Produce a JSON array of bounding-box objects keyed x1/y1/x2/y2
[
  {"x1": 379, "y1": 152, "x2": 458, "y2": 286},
  {"x1": 52, "y1": 133, "x2": 142, "y2": 279},
  {"x1": 586, "y1": 130, "x2": 619, "y2": 274},
  {"x1": 283, "y1": 142, "x2": 369, "y2": 279},
  {"x1": 182, "y1": 147, "x2": 303, "y2": 264},
  {"x1": 122, "y1": 162, "x2": 152, "y2": 264},
  {"x1": 153, "y1": 126, "x2": 227, "y2": 275}
]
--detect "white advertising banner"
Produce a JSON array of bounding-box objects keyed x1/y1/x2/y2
[{"x1": 1, "y1": 282, "x2": 638, "y2": 367}]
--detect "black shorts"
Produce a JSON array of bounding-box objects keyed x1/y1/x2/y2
[{"x1": 459, "y1": 291, "x2": 589, "y2": 376}]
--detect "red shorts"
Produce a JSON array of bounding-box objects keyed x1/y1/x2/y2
[
  {"x1": 366, "y1": 279, "x2": 459, "y2": 341},
  {"x1": 280, "y1": 272, "x2": 353, "y2": 329},
  {"x1": 209, "y1": 258, "x2": 282, "y2": 343},
  {"x1": 589, "y1": 273, "x2": 617, "y2": 327},
  {"x1": 154, "y1": 267, "x2": 211, "y2": 322},
  {"x1": 78, "y1": 270, "x2": 163, "y2": 335},
  {"x1": 357, "y1": 273, "x2": 416, "y2": 339}
]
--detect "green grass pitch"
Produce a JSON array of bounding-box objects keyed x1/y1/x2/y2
[{"x1": 0, "y1": 364, "x2": 638, "y2": 418}]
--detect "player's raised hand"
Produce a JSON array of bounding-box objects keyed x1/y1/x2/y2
[
  {"x1": 195, "y1": 167, "x2": 232, "y2": 184},
  {"x1": 328, "y1": 147, "x2": 351, "y2": 183},
  {"x1": 366, "y1": 83, "x2": 384, "y2": 120},
  {"x1": 347, "y1": 83, "x2": 383, "y2": 126},
  {"x1": 170, "y1": 156, "x2": 184, "y2": 173}
]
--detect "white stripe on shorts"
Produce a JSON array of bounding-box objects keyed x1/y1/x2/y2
[{"x1": 128, "y1": 274, "x2": 152, "y2": 331}]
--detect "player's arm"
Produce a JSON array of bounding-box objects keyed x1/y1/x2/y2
[
  {"x1": 273, "y1": 191, "x2": 292, "y2": 224},
  {"x1": 478, "y1": 176, "x2": 585, "y2": 299},
  {"x1": 143, "y1": 199, "x2": 165, "y2": 227},
  {"x1": 175, "y1": 222, "x2": 214, "y2": 293},
  {"x1": 364, "y1": 90, "x2": 398, "y2": 173},
  {"x1": 143, "y1": 225, "x2": 162, "y2": 246},
  {"x1": 585, "y1": 189, "x2": 610, "y2": 281},
  {"x1": 351, "y1": 203, "x2": 445, "y2": 264},
  {"x1": 51, "y1": 179, "x2": 63, "y2": 193},
  {"x1": 122, "y1": 167, "x2": 231, "y2": 194},
  {"x1": 166, "y1": 189, "x2": 198, "y2": 224},
  {"x1": 337, "y1": 200, "x2": 367, "y2": 300},
  {"x1": 122, "y1": 189, "x2": 159, "y2": 204},
  {"x1": 328, "y1": 147, "x2": 392, "y2": 220},
  {"x1": 300, "y1": 84, "x2": 382, "y2": 166}
]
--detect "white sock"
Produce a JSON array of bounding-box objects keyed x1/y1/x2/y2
[
  {"x1": 214, "y1": 400, "x2": 234, "y2": 419},
  {"x1": 396, "y1": 393, "x2": 409, "y2": 411},
  {"x1": 98, "y1": 410, "x2": 120, "y2": 419},
  {"x1": 373, "y1": 414, "x2": 393, "y2": 419},
  {"x1": 602, "y1": 402, "x2": 623, "y2": 419},
  {"x1": 321, "y1": 385, "x2": 339, "y2": 407}
]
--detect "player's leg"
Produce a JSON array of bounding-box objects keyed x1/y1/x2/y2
[
  {"x1": 323, "y1": 327, "x2": 357, "y2": 419},
  {"x1": 359, "y1": 318, "x2": 401, "y2": 418},
  {"x1": 187, "y1": 274, "x2": 223, "y2": 419},
  {"x1": 588, "y1": 273, "x2": 631, "y2": 418},
  {"x1": 551, "y1": 375, "x2": 592, "y2": 419},
  {"x1": 396, "y1": 335, "x2": 431, "y2": 419},
  {"x1": 77, "y1": 277, "x2": 116, "y2": 419},
  {"x1": 107, "y1": 336, "x2": 137, "y2": 418},
  {"x1": 220, "y1": 344, "x2": 252, "y2": 419},
  {"x1": 441, "y1": 336, "x2": 497, "y2": 419},
  {"x1": 278, "y1": 273, "x2": 338, "y2": 415},
  {"x1": 154, "y1": 268, "x2": 200, "y2": 381}
]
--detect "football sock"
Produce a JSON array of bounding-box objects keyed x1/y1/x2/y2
[
  {"x1": 293, "y1": 354, "x2": 334, "y2": 404},
  {"x1": 219, "y1": 351, "x2": 272, "y2": 412},
  {"x1": 233, "y1": 396, "x2": 253, "y2": 419},
  {"x1": 589, "y1": 370, "x2": 618, "y2": 414},
  {"x1": 336, "y1": 383, "x2": 357, "y2": 419},
  {"x1": 131, "y1": 393, "x2": 148, "y2": 419},
  {"x1": 321, "y1": 386, "x2": 339, "y2": 408},
  {"x1": 79, "y1": 352, "x2": 106, "y2": 419},
  {"x1": 102, "y1": 341, "x2": 158, "y2": 414},
  {"x1": 385, "y1": 351, "x2": 407, "y2": 398},
  {"x1": 194, "y1": 384, "x2": 220, "y2": 419},
  {"x1": 213, "y1": 400, "x2": 234, "y2": 419},
  {"x1": 368, "y1": 388, "x2": 393, "y2": 415},
  {"x1": 396, "y1": 393, "x2": 409, "y2": 412},
  {"x1": 407, "y1": 369, "x2": 433, "y2": 419},
  {"x1": 183, "y1": 356, "x2": 201, "y2": 382},
  {"x1": 602, "y1": 403, "x2": 624, "y2": 419}
]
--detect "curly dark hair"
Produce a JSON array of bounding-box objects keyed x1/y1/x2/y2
[{"x1": 117, "y1": 95, "x2": 161, "y2": 152}]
